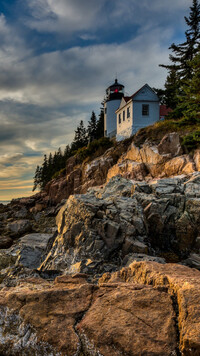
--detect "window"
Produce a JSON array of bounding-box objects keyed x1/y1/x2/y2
[
  {"x1": 105, "y1": 107, "x2": 107, "y2": 114},
  {"x1": 127, "y1": 107, "x2": 130, "y2": 118},
  {"x1": 118, "y1": 113, "x2": 121, "y2": 124},
  {"x1": 142, "y1": 104, "x2": 149, "y2": 116},
  {"x1": 123, "y1": 110, "x2": 125, "y2": 121}
]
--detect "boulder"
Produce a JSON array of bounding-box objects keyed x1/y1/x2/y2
[
  {"x1": 164, "y1": 155, "x2": 196, "y2": 177},
  {"x1": 182, "y1": 253, "x2": 200, "y2": 270},
  {"x1": 184, "y1": 173, "x2": 200, "y2": 197},
  {"x1": 15, "y1": 233, "x2": 54, "y2": 269},
  {"x1": 107, "y1": 160, "x2": 148, "y2": 181},
  {"x1": 0, "y1": 277, "x2": 93, "y2": 355},
  {"x1": 39, "y1": 177, "x2": 147, "y2": 274},
  {"x1": 122, "y1": 253, "x2": 166, "y2": 266},
  {"x1": 158, "y1": 132, "x2": 182, "y2": 156},
  {"x1": 100, "y1": 261, "x2": 200, "y2": 356},
  {"x1": 7, "y1": 219, "x2": 32, "y2": 238},
  {"x1": 140, "y1": 143, "x2": 166, "y2": 164},
  {"x1": 13, "y1": 207, "x2": 28, "y2": 219},
  {"x1": 124, "y1": 142, "x2": 165, "y2": 165},
  {"x1": 194, "y1": 149, "x2": 200, "y2": 171},
  {"x1": 77, "y1": 283, "x2": 177, "y2": 356}
]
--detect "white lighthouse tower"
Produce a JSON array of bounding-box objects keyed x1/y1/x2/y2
[{"x1": 104, "y1": 79, "x2": 124, "y2": 138}]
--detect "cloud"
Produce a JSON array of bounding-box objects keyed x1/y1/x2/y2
[
  {"x1": 24, "y1": 0, "x2": 106, "y2": 34},
  {"x1": 0, "y1": 153, "x2": 23, "y2": 164},
  {"x1": 79, "y1": 34, "x2": 97, "y2": 41},
  {"x1": 23, "y1": 0, "x2": 189, "y2": 39},
  {"x1": 0, "y1": 0, "x2": 192, "y2": 200}
]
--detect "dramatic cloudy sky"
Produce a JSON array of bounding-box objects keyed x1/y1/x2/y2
[{"x1": 0, "y1": 0, "x2": 190, "y2": 201}]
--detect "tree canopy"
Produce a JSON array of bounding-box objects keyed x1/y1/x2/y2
[
  {"x1": 160, "y1": 0, "x2": 200, "y2": 110},
  {"x1": 33, "y1": 109, "x2": 105, "y2": 191}
]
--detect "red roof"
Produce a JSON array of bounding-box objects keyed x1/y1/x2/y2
[{"x1": 160, "y1": 105, "x2": 172, "y2": 117}]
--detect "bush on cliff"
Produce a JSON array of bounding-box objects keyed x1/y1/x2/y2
[
  {"x1": 182, "y1": 130, "x2": 200, "y2": 150},
  {"x1": 75, "y1": 137, "x2": 113, "y2": 163}
]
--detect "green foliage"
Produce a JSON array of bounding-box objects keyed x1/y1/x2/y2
[
  {"x1": 182, "y1": 130, "x2": 200, "y2": 150},
  {"x1": 159, "y1": 0, "x2": 200, "y2": 110},
  {"x1": 75, "y1": 137, "x2": 112, "y2": 162},
  {"x1": 71, "y1": 120, "x2": 88, "y2": 151},
  {"x1": 33, "y1": 108, "x2": 105, "y2": 191},
  {"x1": 52, "y1": 168, "x2": 66, "y2": 180},
  {"x1": 87, "y1": 111, "x2": 98, "y2": 142}
]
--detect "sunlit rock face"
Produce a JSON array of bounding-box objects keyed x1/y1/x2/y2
[
  {"x1": 39, "y1": 173, "x2": 200, "y2": 277},
  {"x1": 42, "y1": 133, "x2": 199, "y2": 206},
  {"x1": 0, "y1": 262, "x2": 199, "y2": 355}
]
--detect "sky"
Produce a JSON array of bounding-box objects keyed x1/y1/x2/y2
[{"x1": 0, "y1": 0, "x2": 190, "y2": 201}]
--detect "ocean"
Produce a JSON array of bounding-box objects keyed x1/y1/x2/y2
[{"x1": 0, "y1": 201, "x2": 10, "y2": 205}]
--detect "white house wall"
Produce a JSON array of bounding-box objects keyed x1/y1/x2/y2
[
  {"x1": 132, "y1": 101, "x2": 159, "y2": 134},
  {"x1": 133, "y1": 85, "x2": 158, "y2": 101},
  {"x1": 117, "y1": 102, "x2": 133, "y2": 135}
]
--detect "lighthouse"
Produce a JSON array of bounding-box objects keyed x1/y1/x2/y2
[{"x1": 104, "y1": 79, "x2": 124, "y2": 138}]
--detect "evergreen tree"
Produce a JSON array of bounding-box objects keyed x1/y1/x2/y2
[
  {"x1": 71, "y1": 120, "x2": 88, "y2": 151},
  {"x1": 177, "y1": 52, "x2": 200, "y2": 123},
  {"x1": 152, "y1": 88, "x2": 166, "y2": 105},
  {"x1": 159, "y1": 0, "x2": 200, "y2": 114},
  {"x1": 63, "y1": 144, "x2": 71, "y2": 160},
  {"x1": 41, "y1": 154, "x2": 49, "y2": 189},
  {"x1": 160, "y1": 0, "x2": 200, "y2": 80},
  {"x1": 87, "y1": 111, "x2": 98, "y2": 142},
  {"x1": 164, "y1": 69, "x2": 181, "y2": 110},
  {"x1": 96, "y1": 109, "x2": 104, "y2": 139},
  {"x1": 32, "y1": 165, "x2": 42, "y2": 191}
]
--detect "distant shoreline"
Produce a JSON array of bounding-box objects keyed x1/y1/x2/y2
[{"x1": 0, "y1": 201, "x2": 10, "y2": 205}]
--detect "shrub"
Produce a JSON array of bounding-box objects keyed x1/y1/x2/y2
[
  {"x1": 52, "y1": 167, "x2": 66, "y2": 179},
  {"x1": 181, "y1": 130, "x2": 200, "y2": 150},
  {"x1": 75, "y1": 137, "x2": 113, "y2": 162}
]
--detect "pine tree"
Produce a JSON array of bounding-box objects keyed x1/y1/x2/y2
[
  {"x1": 158, "y1": 0, "x2": 200, "y2": 117},
  {"x1": 64, "y1": 145, "x2": 71, "y2": 160},
  {"x1": 41, "y1": 154, "x2": 49, "y2": 189},
  {"x1": 71, "y1": 120, "x2": 88, "y2": 151},
  {"x1": 160, "y1": 0, "x2": 200, "y2": 81},
  {"x1": 178, "y1": 52, "x2": 200, "y2": 123},
  {"x1": 164, "y1": 69, "x2": 181, "y2": 110},
  {"x1": 96, "y1": 109, "x2": 104, "y2": 139},
  {"x1": 32, "y1": 165, "x2": 42, "y2": 191},
  {"x1": 87, "y1": 111, "x2": 98, "y2": 142}
]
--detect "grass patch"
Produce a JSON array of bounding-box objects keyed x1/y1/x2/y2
[
  {"x1": 72, "y1": 137, "x2": 113, "y2": 163},
  {"x1": 134, "y1": 118, "x2": 200, "y2": 146}
]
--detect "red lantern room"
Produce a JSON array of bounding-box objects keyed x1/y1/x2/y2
[{"x1": 106, "y1": 79, "x2": 124, "y2": 101}]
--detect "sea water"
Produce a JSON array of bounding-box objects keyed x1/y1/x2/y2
[{"x1": 0, "y1": 201, "x2": 10, "y2": 205}]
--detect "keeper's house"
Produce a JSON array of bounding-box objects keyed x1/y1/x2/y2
[
  {"x1": 115, "y1": 84, "x2": 159, "y2": 141},
  {"x1": 104, "y1": 80, "x2": 160, "y2": 141}
]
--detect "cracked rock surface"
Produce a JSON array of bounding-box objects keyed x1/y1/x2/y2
[
  {"x1": 0, "y1": 262, "x2": 199, "y2": 355},
  {"x1": 39, "y1": 174, "x2": 200, "y2": 277}
]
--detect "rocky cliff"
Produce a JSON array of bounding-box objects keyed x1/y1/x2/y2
[
  {"x1": 27, "y1": 132, "x2": 200, "y2": 207},
  {"x1": 0, "y1": 132, "x2": 200, "y2": 355}
]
